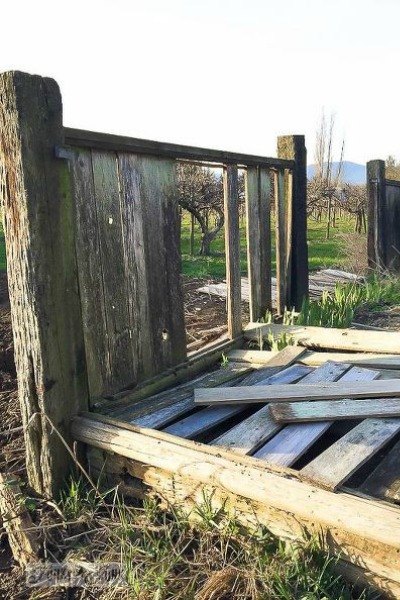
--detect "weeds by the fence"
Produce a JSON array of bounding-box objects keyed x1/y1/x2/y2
[{"x1": 34, "y1": 478, "x2": 375, "y2": 599}]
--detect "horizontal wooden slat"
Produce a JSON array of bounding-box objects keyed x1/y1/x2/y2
[
  {"x1": 301, "y1": 418, "x2": 400, "y2": 490},
  {"x1": 64, "y1": 128, "x2": 294, "y2": 169},
  {"x1": 270, "y1": 398, "x2": 400, "y2": 423},
  {"x1": 228, "y1": 349, "x2": 400, "y2": 370},
  {"x1": 194, "y1": 378, "x2": 400, "y2": 405},
  {"x1": 244, "y1": 323, "x2": 400, "y2": 354},
  {"x1": 210, "y1": 365, "x2": 312, "y2": 454}
]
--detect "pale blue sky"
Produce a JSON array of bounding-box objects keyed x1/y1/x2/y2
[{"x1": 1, "y1": 0, "x2": 399, "y2": 163}]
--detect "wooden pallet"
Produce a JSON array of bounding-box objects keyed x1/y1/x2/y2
[{"x1": 73, "y1": 344, "x2": 400, "y2": 597}]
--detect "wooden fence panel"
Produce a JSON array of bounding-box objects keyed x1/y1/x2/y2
[
  {"x1": 72, "y1": 149, "x2": 187, "y2": 400},
  {"x1": 275, "y1": 169, "x2": 287, "y2": 315}
]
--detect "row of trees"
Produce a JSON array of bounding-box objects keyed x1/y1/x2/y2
[{"x1": 176, "y1": 117, "x2": 399, "y2": 254}]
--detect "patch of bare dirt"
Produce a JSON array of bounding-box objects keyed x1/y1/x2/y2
[
  {"x1": 354, "y1": 305, "x2": 400, "y2": 330},
  {"x1": 182, "y1": 275, "x2": 249, "y2": 351}
]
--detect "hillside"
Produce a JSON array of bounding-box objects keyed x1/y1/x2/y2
[{"x1": 307, "y1": 161, "x2": 366, "y2": 185}]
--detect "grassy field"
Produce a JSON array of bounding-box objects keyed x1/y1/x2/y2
[
  {"x1": 0, "y1": 216, "x2": 357, "y2": 277},
  {"x1": 181, "y1": 213, "x2": 356, "y2": 279}
]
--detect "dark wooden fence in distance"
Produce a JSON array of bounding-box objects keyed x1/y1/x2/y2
[
  {"x1": 0, "y1": 70, "x2": 308, "y2": 494},
  {"x1": 367, "y1": 159, "x2": 400, "y2": 272}
]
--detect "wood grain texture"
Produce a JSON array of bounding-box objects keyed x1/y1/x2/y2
[
  {"x1": 274, "y1": 169, "x2": 287, "y2": 314},
  {"x1": 245, "y1": 167, "x2": 272, "y2": 320},
  {"x1": 117, "y1": 365, "x2": 250, "y2": 428},
  {"x1": 301, "y1": 418, "x2": 400, "y2": 490},
  {"x1": 224, "y1": 164, "x2": 242, "y2": 338},
  {"x1": 244, "y1": 322, "x2": 400, "y2": 354},
  {"x1": 92, "y1": 150, "x2": 134, "y2": 390},
  {"x1": 72, "y1": 149, "x2": 111, "y2": 400},
  {"x1": 72, "y1": 413, "x2": 400, "y2": 594},
  {"x1": 210, "y1": 364, "x2": 312, "y2": 454},
  {"x1": 0, "y1": 71, "x2": 89, "y2": 495},
  {"x1": 277, "y1": 136, "x2": 308, "y2": 310},
  {"x1": 252, "y1": 362, "x2": 351, "y2": 463},
  {"x1": 270, "y1": 397, "x2": 400, "y2": 423},
  {"x1": 162, "y1": 348, "x2": 309, "y2": 439},
  {"x1": 194, "y1": 377, "x2": 400, "y2": 405},
  {"x1": 360, "y1": 439, "x2": 400, "y2": 502},
  {"x1": 0, "y1": 472, "x2": 40, "y2": 566},
  {"x1": 367, "y1": 160, "x2": 386, "y2": 271},
  {"x1": 227, "y1": 349, "x2": 400, "y2": 370}
]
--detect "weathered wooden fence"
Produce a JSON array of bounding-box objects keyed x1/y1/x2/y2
[
  {"x1": 367, "y1": 159, "x2": 400, "y2": 272},
  {"x1": 0, "y1": 71, "x2": 308, "y2": 494}
]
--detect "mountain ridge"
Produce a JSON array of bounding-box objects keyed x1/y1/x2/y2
[{"x1": 307, "y1": 161, "x2": 366, "y2": 185}]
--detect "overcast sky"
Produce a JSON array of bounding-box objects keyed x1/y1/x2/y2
[{"x1": 1, "y1": 0, "x2": 399, "y2": 164}]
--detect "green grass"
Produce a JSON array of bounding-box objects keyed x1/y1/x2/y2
[
  {"x1": 50, "y1": 478, "x2": 375, "y2": 599},
  {"x1": 180, "y1": 213, "x2": 355, "y2": 279},
  {"x1": 0, "y1": 215, "x2": 356, "y2": 277}
]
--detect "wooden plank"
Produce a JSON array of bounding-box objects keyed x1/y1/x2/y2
[
  {"x1": 274, "y1": 169, "x2": 287, "y2": 314},
  {"x1": 245, "y1": 167, "x2": 272, "y2": 320},
  {"x1": 92, "y1": 150, "x2": 135, "y2": 390},
  {"x1": 65, "y1": 127, "x2": 294, "y2": 170},
  {"x1": 360, "y1": 439, "x2": 400, "y2": 502},
  {"x1": 72, "y1": 413, "x2": 400, "y2": 593},
  {"x1": 301, "y1": 418, "x2": 400, "y2": 490},
  {"x1": 0, "y1": 71, "x2": 89, "y2": 495},
  {"x1": 0, "y1": 472, "x2": 40, "y2": 566},
  {"x1": 254, "y1": 366, "x2": 378, "y2": 466},
  {"x1": 72, "y1": 148, "x2": 111, "y2": 400},
  {"x1": 210, "y1": 364, "x2": 312, "y2": 453},
  {"x1": 244, "y1": 322, "x2": 400, "y2": 354},
  {"x1": 133, "y1": 155, "x2": 186, "y2": 373},
  {"x1": 367, "y1": 159, "x2": 386, "y2": 271},
  {"x1": 161, "y1": 349, "x2": 308, "y2": 438},
  {"x1": 117, "y1": 153, "x2": 153, "y2": 382},
  {"x1": 116, "y1": 365, "x2": 251, "y2": 428},
  {"x1": 194, "y1": 377, "x2": 400, "y2": 405},
  {"x1": 98, "y1": 336, "x2": 243, "y2": 414},
  {"x1": 277, "y1": 135, "x2": 308, "y2": 310},
  {"x1": 224, "y1": 164, "x2": 242, "y2": 338},
  {"x1": 166, "y1": 364, "x2": 311, "y2": 440},
  {"x1": 228, "y1": 349, "x2": 400, "y2": 370},
  {"x1": 270, "y1": 397, "x2": 400, "y2": 423}
]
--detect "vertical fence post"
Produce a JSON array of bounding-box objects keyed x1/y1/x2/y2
[
  {"x1": 367, "y1": 160, "x2": 386, "y2": 271},
  {"x1": 0, "y1": 71, "x2": 89, "y2": 496},
  {"x1": 223, "y1": 164, "x2": 241, "y2": 338},
  {"x1": 245, "y1": 167, "x2": 272, "y2": 321},
  {"x1": 277, "y1": 135, "x2": 309, "y2": 310}
]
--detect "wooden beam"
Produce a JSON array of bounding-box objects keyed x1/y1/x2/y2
[
  {"x1": 194, "y1": 378, "x2": 400, "y2": 405},
  {"x1": 360, "y1": 439, "x2": 400, "y2": 502},
  {"x1": 274, "y1": 169, "x2": 287, "y2": 314},
  {"x1": 227, "y1": 349, "x2": 400, "y2": 369},
  {"x1": 244, "y1": 322, "x2": 400, "y2": 354},
  {"x1": 72, "y1": 413, "x2": 400, "y2": 593},
  {"x1": 64, "y1": 127, "x2": 294, "y2": 170},
  {"x1": 367, "y1": 160, "x2": 386, "y2": 271},
  {"x1": 0, "y1": 71, "x2": 89, "y2": 495},
  {"x1": 245, "y1": 167, "x2": 272, "y2": 320},
  {"x1": 277, "y1": 135, "x2": 309, "y2": 310},
  {"x1": 270, "y1": 397, "x2": 400, "y2": 423},
  {"x1": 224, "y1": 164, "x2": 242, "y2": 338}
]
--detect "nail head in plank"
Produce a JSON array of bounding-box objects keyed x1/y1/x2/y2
[
  {"x1": 270, "y1": 397, "x2": 400, "y2": 423},
  {"x1": 194, "y1": 378, "x2": 400, "y2": 405},
  {"x1": 301, "y1": 418, "x2": 400, "y2": 490}
]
